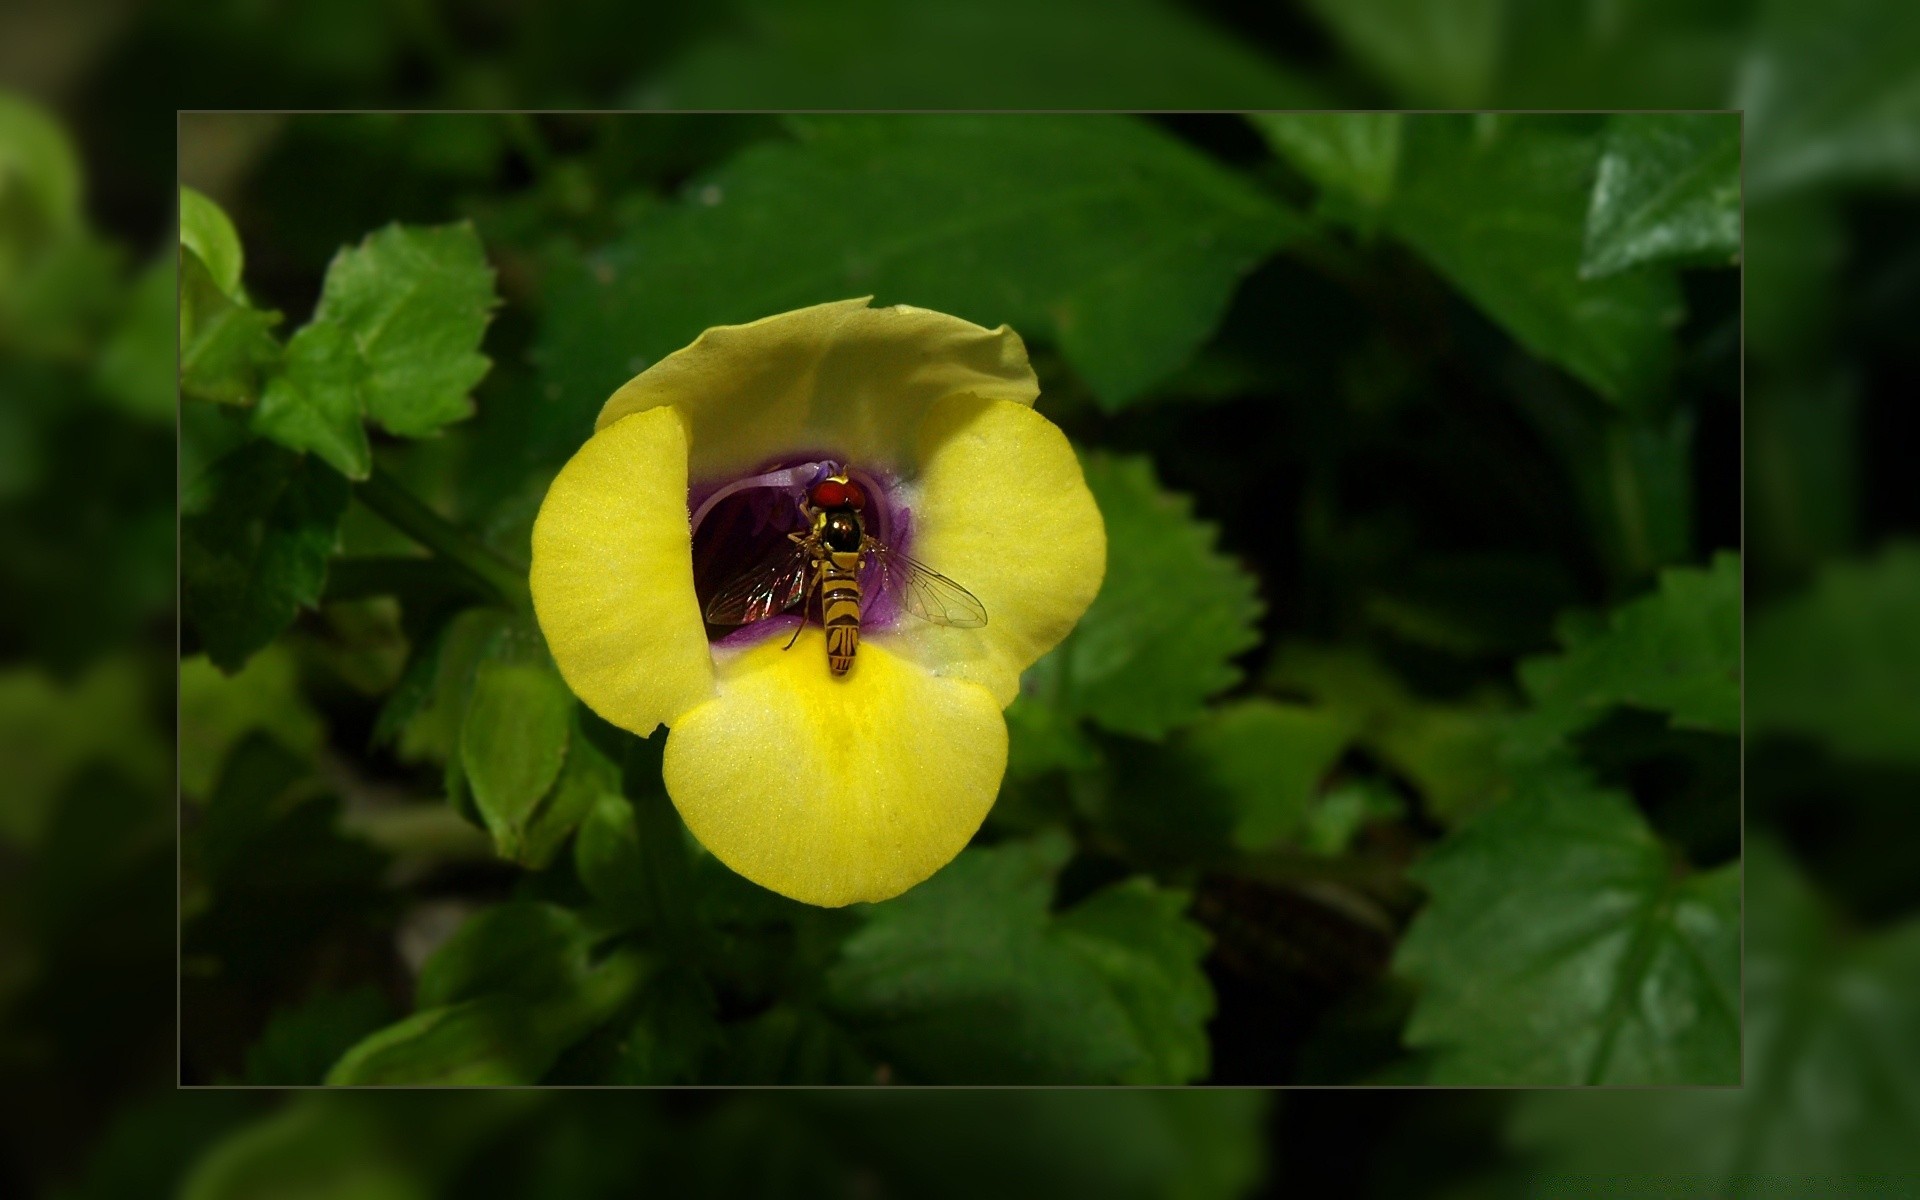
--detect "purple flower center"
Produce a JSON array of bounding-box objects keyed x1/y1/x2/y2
[{"x1": 688, "y1": 456, "x2": 913, "y2": 647}]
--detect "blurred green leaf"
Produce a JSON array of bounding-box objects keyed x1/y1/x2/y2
[
  {"x1": 180, "y1": 248, "x2": 282, "y2": 407},
  {"x1": 1387, "y1": 117, "x2": 1684, "y2": 406},
  {"x1": 242, "y1": 985, "x2": 393, "y2": 1085},
  {"x1": 1511, "y1": 840, "x2": 1920, "y2": 1188},
  {"x1": 825, "y1": 834, "x2": 1213, "y2": 1084},
  {"x1": 459, "y1": 658, "x2": 573, "y2": 864},
  {"x1": 540, "y1": 115, "x2": 1299, "y2": 412},
  {"x1": 309, "y1": 221, "x2": 497, "y2": 437},
  {"x1": 0, "y1": 657, "x2": 167, "y2": 846},
  {"x1": 252, "y1": 319, "x2": 372, "y2": 479},
  {"x1": 328, "y1": 903, "x2": 642, "y2": 1085},
  {"x1": 182, "y1": 441, "x2": 349, "y2": 673},
  {"x1": 1396, "y1": 765, "x2": 1739, "y2": 1084},
  {"x1": 94, "y1": 257, "x2": 178, "y2": 422},
  {"x1": 0, "y1": 92, "x2": 81, "y2": 240},
  {"x1": 1748, "y1": 543, "x2": 1920, "y2": 766},
  {"x1": 178, "y1": 185, "x2": 245, "y2": 299},
  {"x1": 575, "y1": 790, "x2": 653, "y2": 927},
  {"x1": 1251, "y1": 112, "x2": 1403, "y2": 211},
  {"x1": 179, "y1": 646, "x2": 324, "y2": 801},
  {"x1": 594, "y1": 967, "x2": 722, "y2": 1085},
  {"x1": 1742, "y1": 0, "x2": 1920, "y2": 196},
  {"x1": 1513, "y1": 551, "x2": 1741, "y2": 761},
  {"x1": 1048, "y1": 453, "x2": 1262, "y2": 738},
  {"x1": 1301, "y1": 0, "x2": 1502, "y2": 106},
  {"x1": 1581, "y1": 113, "x2": 1741, "y2": 278},
  {"x1": 645, "y1": 0, "x2": 1323, "y2": 108}
]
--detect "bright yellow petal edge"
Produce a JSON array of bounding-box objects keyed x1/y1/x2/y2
[{"x1": 663, "y1": 630, "x2": 1008, "y2": 907}]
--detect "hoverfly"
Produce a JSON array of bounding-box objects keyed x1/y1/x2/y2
[{"x1": 703, "y1": 472, "x2": 987, "y2": 674}]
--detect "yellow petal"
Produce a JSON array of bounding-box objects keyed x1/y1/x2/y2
[
  {"x1": 530, "y1": 407, "x2": 714, "y2": 736},
  {"x1": 662, "y1": 630, "x2": 1007, "y2": 906},
  {"x1": 596, "y1": 298, "x2": 1038, "y2": 481},
  {"x1": 881, "y1": 395, "x2": 1107, "y2": 706}
]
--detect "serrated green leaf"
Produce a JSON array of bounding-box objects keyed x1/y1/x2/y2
[
  {"x1": 647, "y1": 0, "x2": 1324, "y2": 109},
  {"x1": 1510, "y1": 840, "x2": 1920, "y2": 1189},
  {"x1": 178, "y1": 185, "x2": 244, "y2": 299},
  {"x1": 1300, "y1": 0, "x2": 1503, "y2": 107},
  {"x1": 312, "y1": 221, "x2": 496, "y2": 436},
  {"x1": 1748, "y1": 543, "x2": 1920, "y2": 766},
  {"x1": 1251, "y1": 113, "x2": 1403, "y2": 211},
  {"x1": 182, "y1": 441, "x2": 349, "y2": 673},
  {"x1": 241, "y1": 985, "x2": 392, "y2": 1085},
  {"x1": 1396, "y1": 767, "x2": 1739, "y2": 1084},
  {"x1": 1385, "y1": 117, "x2": 1684, "y2": 406},
  {"x1": 180, "y1": 248, "x2": 281, "y2": 407},
  {"x1": 1514, "y1": 551, "x2": 1740, "y2": 758},
  {"x1": 1581, "y1": 113, "x2": 1741, "y2": 279},
  {"x1": 539, "y1": 116, "x2": 1299, "y2": 412},
  {"x1": 825, "y1": 834, "x2": 1214, "y2": 1084},
  {"x1": 250, "y1": 319, "x2": 372, "y2": 479},
  {"x1": 1741, "y1": 0, "x2": 1920, "y2": 197},
  {"x1": 459, "y1": 658, "x2": 574, "y2": 865},
  {"x1": 1050, "y1": 453, "x2": 1261, "y2": 738}
]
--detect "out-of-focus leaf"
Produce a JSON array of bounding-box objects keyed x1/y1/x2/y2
[
  {"x1": 575, "y1": 791, "x2": 652, "y2": 927},
  {"x1": 539, "y1": 115, "x2": 1300, "y2": 412},
  {"x1": 1386, "y1": 118, "x2": 1684, "y2": 406},
  {"x1": 179, "y1": 185, "x2": 245, "y2": 299},
  {"x1": 1049, "y1": 454, "x2": 1261, "y2": 738},
  {"x1": 458, "y1": 658, "x2": 573, "y2": 865},
  {"x1": 1581, "y1": 113, "x2": 1741, "y2": 278},
  {"x1": 595, "y1": 967, "x2": 722, "y2": 1085},
  {"x1": 1396, "y1": 765, "x2": 1739, "y2": 1084},
  {"x1": 94, "y1": 256, "x2": 178, "y2": 422},
  {"x1": 328, "y1": 903, "x2": 642, "y2": 1085},
  {"x1": 644, "y1": 0, "x2": 1323, "y2": 109},
  {"x1": 1748, "y1": 543, "x2": 1920, "y2": 766},
  {"x1": 1513, "y1": 551, "x2": 1740, "y2": 760},
  {"x1": 0, "y1": 93, "x2": 81, "y2": 239},
  {"x1": 0, "y1": 657, "x2": 167, "y2": 846},
  {"x1": 179, "y1": 249, "x2": 282, "y2": 407},
  {"x1": 1251, "y1": 112, "x2": 1403, "y2": 211},
  {"x1": 1741, "y1": 0, "x2": 1920, "y2": 197},
  {"x1": 825, "y1": 834, "x2": 1213, "y2": 1084},
  {"x1": 1510, "y1": 840, "x2": 1920, "y2": 1189},
  {"x1": 251, "y1": 319, "x2": 372, "y2": 479},
  {"x1": 310, "y1": 221, "x2": 497, "y2": 436},
  {"x1": 179, "y1": 646, "x2": 324, "y2": 801},
  {"x1": 1300, "y1": 0, "x2": 1503, "y2": 107},
  {"x1": 242, "y1": 985, "x2": 393, "y2": 1085},
  {"x1": 182, "y1": 441, "x2": 349, "y2": 673}
]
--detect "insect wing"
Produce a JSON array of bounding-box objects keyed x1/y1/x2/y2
[
  {"x1": 872, "y1": 544, "x2": 987, "y2": 628},
  {"x1": 704, "y1": 541, "x2": 811, "y2": 625}
]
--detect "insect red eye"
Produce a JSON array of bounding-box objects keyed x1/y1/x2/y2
[{"x1": 809, "y1": 478, "x2": 865, "y2": 509}]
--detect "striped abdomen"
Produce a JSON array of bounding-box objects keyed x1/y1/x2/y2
[{"x1": 821, "y1": 550, "x2": 863, "y2": 674}]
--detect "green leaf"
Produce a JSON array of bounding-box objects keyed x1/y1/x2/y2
[
  {"x1": 178, "y1": 646, "x2": 324, "y2": 801},
  {"x1": 1048, "y1": 453, "x2": 1262, "y2": 738},
  {"x1": 1514, "y1": 551, "x2": 1741, "y2": 759},
  {"x1": 179, "y1": 185, "x2": 245, "y2": 299},
  {"x1": 180, "y1": 248, "x2": 282, "y2": 407},
  {"x1": 182, "y1": 441, "x2": 349, "y2": 673},
  {"x1": 575, "y1": 791, "x2": 653, "y2": 927},
  {"x1": 1741, "y1": 0, "x2": 1920, "y2": 197},
  {"x1": 0, "y1": 93, "x2": 81, "y2": 239},
  {"x1": 825, "y1": 834, "x2": 1214, "y2": 1084},
  {"x1": 389, "y1": 606, "x2": 511, "y2": 764},
  {"x1": 539, "y1": 116, "x2": 1300, "y2": 412},
  {"x1": 327, "y1": 903, "x2": 642, "y2": 1085},
  {"x1": 1395, "y1": 767, "x2": 1740, "y2": 1084},
  {"x1": 459, "y1": 658, "x2": 574, "y2": 866},
  {"x1": 94, "y1": 256, "x2": 178, "y2": 422},
  {"x1": 1300, "y1": 0, "x2": 1503, "y2": 107},
  {"x1": 0, "y1": 657, "x2": 168, "y2": 846},
  {"x1": 241, "y1": 985, "x2": 392, "y2": 1085},
  {"x1": 1510, "y1": 840, "x2": 1920, "y2": 1189},
  {"x1": 647, "y1": 0, "x2": 1324, "y2": 109},
  {"x1": 250, "y1": 319, "x2": 372, "y2": 479},
  {"x1": 311, "y1": 221, "x2": 497, "y2": 436},
  {"x1": 1385, "y1": 117, "x2": 1684, "y2": 406},
  {"x1": 1748, "y1": 543, "x2": 1920, "y2": 766},
  {"x1": 1581, "y1": 113, "x2": 1741, "y2": 279},
  {"x1": 1251, "y1": 113, "x2": 1403, "y2": 211},
  {"x1": 595, "y1": 967, "x2": 722, "y2": 1085}
]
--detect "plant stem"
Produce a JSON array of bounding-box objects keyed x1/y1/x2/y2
[{"x1": 355, "y1": 467, "x2": 532, "y2": 614}]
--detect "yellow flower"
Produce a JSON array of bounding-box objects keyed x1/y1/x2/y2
[{"x1": 530, "y1": 299, "x2": 1105, "y2": 906}]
